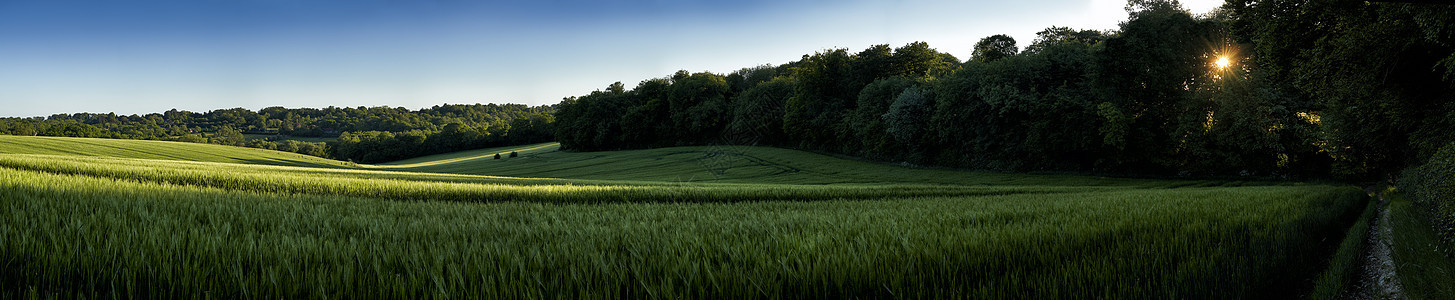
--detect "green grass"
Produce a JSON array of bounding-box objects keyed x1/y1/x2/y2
[
  {"x1": 0, "y1": 166, "x2": 1364, "y2": 298},
  {"x1": 0, "y1": 154, "x2": 1082, "y2": 203},
  {"x1": 375, "y1": 142, "x2": 1271, "y2": 188},
  {"x1": 0, "y1": 135, "x2": 348, "y2": 168},
  {"x1": 1388, "y1": 192, "x2": 1455, "y2": 300},
  {"x1": 374, "y1": 142, "x2": 560, "y2": 168},
  {"x1": 0, "y1": 135, "x2": 1371, "y2": 298},
  {"x1": 1309, "y1": 196, "x2": 1377, "y2": 299}
]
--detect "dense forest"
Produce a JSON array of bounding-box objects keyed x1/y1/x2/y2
[
  {"x1": 554, "y1": 0, "x2": 1455, "y2": 181},
  {"x1": 0, "y1": 104, "x2": 556, "y2": 163}
]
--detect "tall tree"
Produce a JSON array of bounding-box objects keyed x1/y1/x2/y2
[
  {"x1": 971, "y1": 34, "x2": 1018, "y2": 63},
  {"x1": 848, "y1": 77, "x2": 918, "y2": 159},
  {"x1": 727, "y1": 77, "x2": 794, "y2": 146},
  {"x1": 1226, "y1": 0, "x2": 1455, "y2": 178},
  {"x1": 667, "y1": 72, "x2": 732, "y2": 144},
  {"x1": 893, "y1": 41, "x2": 958, "y2": 78},
  {"x1": 1093, "y1": 0, "x2": 1219, "y2": 172},
  {"x1": 1024, "y1": 26, "x2": 1107, "y2": 54},
  {"x1": 850, "y1": 44, "x2": 894, "y2": 89},
  {"x1": 785, "y1": 49, "x2": 857, "y2": 150},
  {"x1": 882, "y1": 86, "x2": 931, "y2": 157}
]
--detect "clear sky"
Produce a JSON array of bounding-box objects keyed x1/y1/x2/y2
[{"x1": 0, "y1": 0, "x2": 1225, "y2": 118}]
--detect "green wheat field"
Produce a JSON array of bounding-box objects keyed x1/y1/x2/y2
[{"x1": 0, "y1": 135, "x2": 1368, "y2": 298}]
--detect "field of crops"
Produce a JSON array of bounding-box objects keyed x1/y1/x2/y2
[
  {"x1": 0, "y1": 136, "x2": 1369, "y2": 298},
  {"x1": 0, "y1": 135, "x2": 346, "y2": 168}
]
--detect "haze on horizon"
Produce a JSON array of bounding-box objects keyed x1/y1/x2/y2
[{"x1": 0, "y1": 0, "x2": 1224, "y2": 118}]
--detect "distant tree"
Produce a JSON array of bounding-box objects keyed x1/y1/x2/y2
[
  {"x1": 785, "y1": 49, "x2": 856, "y2": 150},
  {"x1": 5, "y1": 102, "x2": 553, "y2": 162},
  {"x1": 507, "y1": 114, "x2": 556, "y2": 145},
  {"x1": 176, "y1": 134, "x2": 207, "y2": 143},
  {"x1": 619, "y1": 78, "x2": 671, "y2": 148},
  {"x1": 883, "y1": 87, "x2": 930, "y2": 149},
  {"x1": 244, "y1": 139, "x2": 275, "y2": 150},
  {"x1": 1024, "y1": 26, "x2": 1107, "y2": 54},
  {"x1": 1126, "y1": 0, "x2": 1187, "y2": 20},
  {"x1": 851, "y1": 44, "x2": 894, "y2": 87},
  {"x1": 727, "y1": 77, "x2": 794, "y2": 146},
  {"x1": 296, "y1": 142, "x2": 327, "y2": 157},
  {"x1": 667, "y1": 72, "x2": 731, "y2": 144},
  {"x1": 434, "y1": 122, "x2": 479, "y2": 152},
  {"x1": 554, "y1": 83, "x2": 631, "y2": 151},
  {"x1": 971, "y1": 34, "x2": 1018, "y2": 63},
  {"x1": 849, "y1": 77, "x2": 917, "y2": 159},
  {"x1": 11, "y1": 121, "x2": 38, "y2": 136},
  {"x1": 1093, "y1": 0, "x2": 1216, "y2": 172},
  {"x1": 893, "y1": 42, "x2": 957, "y2": 78},
  {"x1": 727, "y1": 64, "x2": 780, "y2": 93},
  {"x1": 43, "y1": 122, "x2": 109, "y2": 138},
  {"x1": 210, "y1": 126, "x2": 245, "y2": 146},
  {"x1": 276, "y1": 140, "x2": 302, "y2": 153},
  {"x1": 259, "y1": 106, "x2": 289, "y2": 120}
]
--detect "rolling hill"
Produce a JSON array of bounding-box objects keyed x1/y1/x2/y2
[{"x1": 0, "y1": 135, "x2": 349, "y2": 168}]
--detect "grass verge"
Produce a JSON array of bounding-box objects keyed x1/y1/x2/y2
[{"x1": 1389, "y1": 192, "x2": 1455, "y2": 300}]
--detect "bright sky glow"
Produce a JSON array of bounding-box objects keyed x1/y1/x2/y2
[
  {"x1": 1215, "y1": 56, "x2": 1232, "y2": 69},
  {"x1": 0, "y1": 0, "x2": 1227, "y2": 117}
]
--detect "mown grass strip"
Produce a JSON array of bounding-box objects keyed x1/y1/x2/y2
[{"x1": 372, "y1": 142, "x2": 560, "y2": 168}]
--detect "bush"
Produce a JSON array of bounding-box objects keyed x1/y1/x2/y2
[
  {"x1": 509, "y1": 151, "x2": 518, "y2": 158},
  {"x1": 494, "y1": 153, "x2": 501, "y2": 160},
  {"x1": 1399, "y1": 141, "x2": 1455, "y2": 252}
]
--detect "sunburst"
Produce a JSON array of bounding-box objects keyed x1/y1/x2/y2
[{"x1": 1214, "y1": 56, "x2": 1231, "y2": 70}]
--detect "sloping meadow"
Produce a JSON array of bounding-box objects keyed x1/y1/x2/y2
[{"x1": 0, "y1": 152, "x2": 1368, "y2": 298}]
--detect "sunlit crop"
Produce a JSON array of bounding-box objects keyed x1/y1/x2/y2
[{"x1": 0, "y1": 136, "x2": 1368, "y2": 298}]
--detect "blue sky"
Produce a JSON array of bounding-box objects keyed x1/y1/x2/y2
[{"x1": 0, "y1": 0, "x2": 1224, "y2": 117}]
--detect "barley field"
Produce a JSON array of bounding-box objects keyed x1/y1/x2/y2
[{"x1": 0, "y1": 136, "x2": 1369, "y2": 298}]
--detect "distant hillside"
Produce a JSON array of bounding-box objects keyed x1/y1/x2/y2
[
  {"x1": 0, "y1": 103, "x2": 556, "y2": 163},
  {"x1": 0, "y1": 135, "x2": 349, "y2": 168}
]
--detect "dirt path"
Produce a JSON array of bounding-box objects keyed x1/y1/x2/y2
[{"x1": 1346, "y1": 187, "x2": 1404, "y2": 299}]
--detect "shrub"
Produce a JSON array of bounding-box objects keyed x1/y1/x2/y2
[
  {"x1": 494, "y1": 153, "x2": 501, "y2": 160},
  {"x1": 509, "y1": 151, "x2": 518, "y2": 158},
  {"x1": 1399, "y1": 141, "x2": 1455, "y2": 251}
]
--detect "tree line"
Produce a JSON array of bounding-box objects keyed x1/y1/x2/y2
[
  {"x1": 0, "y1": 103, "x2": 556, "y2": 163},
  {"x1": 555, "y1": 0, "x2": 1455, "y2": 180},
  {"x1": 329, "y1": 114, "x2": 554, "y2": 163}
]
